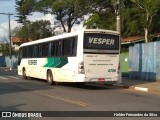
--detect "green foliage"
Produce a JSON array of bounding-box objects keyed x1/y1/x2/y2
[
  {"x1": 15, "y1": 0, "x2": 160, "y2": 41},
  {"x1": 130, "y1": 0, "x2": 160, "y2": 42},
  {"x1": 35, "y1": 0, "x2": 88, "y2": 33},
  {"x1": 0, "y1": 43, "x2": 10, "y2": 56},
  {"x1": 85, "y1": 0, "x2": 115, "y2": 29},
  {"x1": 16, "y1": 20, "x2": 53, "y2": 42},
  {"x1": 15, "y1": 0, "x2": 36, "y2": 24}
]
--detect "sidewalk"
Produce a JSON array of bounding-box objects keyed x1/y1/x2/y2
[
  {"x1": 0, "y1": 67, "x2": 17, "y2": 72},
  {"x1": 122, "y1": 77, "x2": 160, "y2": 93}
]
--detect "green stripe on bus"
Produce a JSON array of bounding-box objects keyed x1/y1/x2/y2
[
  {"x1": 44, "y1": 57, "x2": 68, "y2": 68},
  {"x1": 56, "y1": 57, "x2": 68, "y2": 68}
]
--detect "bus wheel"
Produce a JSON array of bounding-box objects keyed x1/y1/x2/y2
[
  {"x1": 23, "y1": 68, "x2": 27, "y2": 79},
  {"x1": 47, "y1": 70, "x2": 54, "y2": 85}
]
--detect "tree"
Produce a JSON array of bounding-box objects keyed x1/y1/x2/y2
[
  {"x1": 15, "y1": 0, "x2": 115, "y2": 33},
  {"x1": 131, "y1": 0, "x2": 160, "y2": 43},
  {"x1": 151, "y1": 9, "x2": 160, "y2": 34},
  {"x1": 35, "y1": 0, "x2": 88, "y2": 33},
  {"x1": 16, "y1": 20, "x2": 53, "y2": 42},
  {"x1": 121, "y1": 0, "x2": 144, "y2": 38},
  {"x1": 0, "y1": 43, "x2": 10, "y2": 55},
  {"x1": 15, "y1": 0, "x2": 35, "y2": 24},
  {"x1": 84, "y1": 0, "x2": 115, "y2": 29}
]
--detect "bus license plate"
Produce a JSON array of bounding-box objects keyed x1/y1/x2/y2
[{"x1": 98, "y1": 78, "x2": 105, "y2": 82}]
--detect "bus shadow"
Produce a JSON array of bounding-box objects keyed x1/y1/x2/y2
[
  {"x1": 0, "y1": 79, "x2": 53, "y2": 96},
  {"x1": 19, "y1": 77, "x2": 123, "y2": 90},
  {"x1": 59, "y1": 82, "x2": 123, "y2": 90},
  {"x1": 27, "y1": 77, "x2": 123, "y2": 90}
]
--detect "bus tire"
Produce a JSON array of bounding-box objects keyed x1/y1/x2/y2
[
  {"x1": 22, "y1": 68, "x2": 27, "y2": 79},
  {"x1": 47, "y1": 70, "x2": 54, "y2": 85}
]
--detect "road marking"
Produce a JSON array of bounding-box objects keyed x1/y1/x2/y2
[
  {"x1": 0, "y1": 76, "x2": 8, "y2": 80},
  {"x1": 8, "y1": 76, "x2": 20, "y2": 79},
  {"x1": 36, "y1": 91, "x2": 88, "y2": 107},
  {"x1": 4, "y1": 82, "x2": 88, "y2": 107}
]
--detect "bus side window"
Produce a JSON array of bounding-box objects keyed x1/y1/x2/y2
[
  {"x1": 71, "y1": 37, "x2": 77, "y2": 56},
  {"x1": 38, "y1": 44, "x2": 42, "y2": 58},
  {"x1": 57, "y1": 40, "x2": 63, "y2": 56},
  {"x1": 62, "y1": 37, "x2": 77, "y2": 57},
  {"x1": 63, "y1": 38, "x2": 71, "y2": 56},
  {"x1": 51, "y1": 41, "x2": 56, "y2": 56},
  {"x1": 22, "y1": 47, "x2": 27, "y2": 58},
  {"x1": 28, "y1": 45, "x2": 34, "y2": 58},
  {"x1": 33, "y1": 45, "x2": 37, "y2": 57},
  {"x1": 42, "y1": 42, "x2": 48, "y2": 57},
  {"x1": 18, "y1": 48, "x2": 22, "y2": 65},
  {"x1": 19, "y1": 48, "x2": 22, "y2": 58}
]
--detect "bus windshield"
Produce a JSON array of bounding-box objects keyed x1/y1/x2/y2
[{"x1": 83, "y1": 33, "x2": 119, "y2": 50}]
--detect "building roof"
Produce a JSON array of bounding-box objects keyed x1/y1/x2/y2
[
  {"x1": 121, "y1": 33, "x2": 160, "y2": 45},
  {"x1": 11, "y1": 37, "x2": 32, "y2": 44},
  {"x1": 122, "y1": 36, "x2": 144, "y2": 44},
  {"x1": 12, "y1": 36, "x2": 22, "y2": 43}
]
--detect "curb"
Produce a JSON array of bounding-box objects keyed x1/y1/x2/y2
[
  {"x1": 126, "y1": 86, "x2": 160, "y2": 93},
  {"x1": 109, "y1": 84, "x2": 160, "y2": 93},
  {"x1": 0, "y1": 68, "x2": 17, "y2": 73},
  {"x1": 134, "y1": 87, "x2": 148, "y2": 92}
]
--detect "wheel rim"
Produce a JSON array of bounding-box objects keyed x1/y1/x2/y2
[
  {"x1": 23, "y1": 69, "x2": 26, "y2": 78},
  {"x1": 48, "y1": 72, "x2": 53, "y2": 83}
]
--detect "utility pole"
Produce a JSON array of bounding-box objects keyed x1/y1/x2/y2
[
  {"x1": 0, "y1": 12, "x2": 14, "y2": 70},
  {"x1": 114, "y1": 0, "x2": 122, "y2": 84},
  {"x1": 114, "y1": 0, "x2": 121, "y2": 33}
]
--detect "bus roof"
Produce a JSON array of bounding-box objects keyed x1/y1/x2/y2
[{"x1": 19, "y1": 29, "x2": 119, "y2": 47}]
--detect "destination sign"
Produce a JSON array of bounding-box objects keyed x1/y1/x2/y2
[{"x1": 84, "y1": 33, "x2": 119, "y2": 50}]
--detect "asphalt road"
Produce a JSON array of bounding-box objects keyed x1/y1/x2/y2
[{"x1": 0, "y1": 71, "x2": 160, "y2": 120}]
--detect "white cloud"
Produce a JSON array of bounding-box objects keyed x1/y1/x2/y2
[
  {"x1": 0, "y1": 20, "x2": 21, "y2": 42},
  {"x1": 28, "y1": 12, "x2": 56, "y2": 25},
  {"x1": 0, "y1": 12, "x2": 87, "y2": 42}
]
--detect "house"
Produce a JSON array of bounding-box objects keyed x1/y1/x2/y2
[
  {"x1": 11, "y1": 37, "x2": 32, "y2": 50},
  {"x1": 122, "y1": 36, "x2": 145, "y2": 45},
  {"x1": 121, "y1": 33, "x2": 160, "y2": 45}
]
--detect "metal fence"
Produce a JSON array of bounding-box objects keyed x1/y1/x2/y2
[{"x1": 129, "y1": 41, "x2": 160, "y2": 81}]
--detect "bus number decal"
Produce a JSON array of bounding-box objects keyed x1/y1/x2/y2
[
  {"x1": 28, "y1": 60, "x2": 37, "y2": 65},
  {"x1": 108, "y1": 69, "x2": 116, "y2": 72}
]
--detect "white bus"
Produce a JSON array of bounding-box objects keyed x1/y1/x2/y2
[{"x1": 18, "y1": 29, "x2": 121, "y2": 85}]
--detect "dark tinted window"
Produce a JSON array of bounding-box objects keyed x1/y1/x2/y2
[
  {"x1": 84, "y1": 33, "x2": 119, "y2": 50},
  {"x1": 63, "y1": 37, "x2": 77, "y2": 56},
  {"x1": 51, "y1": 37, "x2": 77, "y2": 57},
  {"x1": 20, "y1": 36, "x2": 77, "y2": 58},
  {"x1": 18, "y1": 48, "x2": 22, "y2": 58},
  {"x1": 42, "y1": 42, "x2": 49, "y2": 57},
  {"x1": 51, "y1": 40, "x2": 62, "y2": 56},
  {"x1": 28, "y1": 45, "x2": 34, "y2": 57},
  {"x1": 22, "y1": 47, "x2": 28, "y2": 58}
]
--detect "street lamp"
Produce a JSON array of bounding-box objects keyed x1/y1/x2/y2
[{"x1": 0, "y1": 12, "x2": 14, "y2": 70}]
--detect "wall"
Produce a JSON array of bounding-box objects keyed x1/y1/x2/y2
[
  {"x1": 0, "y1": 55, "x2": 18, "y2": 68},
  {"x1": 121, "y1": 52, "x2": 129, "y2": 77},
  {"x1": 129, "y1": 41, "x2": 160, "y2": 81}
]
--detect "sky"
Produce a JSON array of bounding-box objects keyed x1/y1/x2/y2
[
  {"x1": 0, "y1": 0, "x2": 54, "y2": 43},
  {"x1": 0, "y1": 0, "x2": 84, "y2": 43},
  {"x1": 0, "y1": 0, "x2": 18, "y2": 42}
]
